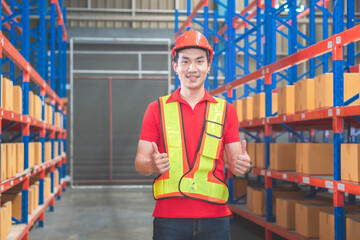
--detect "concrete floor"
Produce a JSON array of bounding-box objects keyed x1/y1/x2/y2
[{"x1": 29, "y1": 187, "x2": 280, "y2": 240}]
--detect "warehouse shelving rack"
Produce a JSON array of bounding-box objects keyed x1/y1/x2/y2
[
  {"x1": 175, "y1": 0, "x2": 360, "y2": 240},
  {"x1": 0, "y1": 0, "x2": 67, "y2": 239}
]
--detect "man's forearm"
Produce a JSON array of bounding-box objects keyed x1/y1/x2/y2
[{"x1": 135, "y1": 154, "x2": 154, "y2": 176}]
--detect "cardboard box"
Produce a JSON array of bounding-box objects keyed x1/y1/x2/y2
[
  {"x1": 341, "y1": 144, "x2": 360, "y2": 182},
  {"x1": 6, "y1": 143, "x2": 16, "y2": 179},
  {"x1": 1, "y1": 77, "x2": 14, "y2": 112},
  {"x1": 242, "y1": 97, "x2": 253, "y2": 121},
  {"x1": 250, "y1": 187, "x2": 305, "y2": 217},
  {"x1": 28, "y1": 142, "x2": 34, "y2": 168},
  {"x1": 45, "y1": 142, "x2": 51, "y2": 161},
  {"x1": 276, "y1": 198, "x2": 325, "y2": 230},
  {"x1": 296, "y1": 143, "x2": 333, "y2": 175},
  {"x1": 278, "y1": 85, "x2": 295, "y2": 115},
  {"x1": 13, "y1": 85, "x2": 22, "y2": 114},
  {"x1": 16, "y1": 143, "x2": 24, "y2": 173},
  {"x1": 253, "y1": 92, "x2": 278, "y2": 119},
  {"x1": 28, "y1": 188, "x2": 34, "y2": 214},
  {"x1": 1, "y1": 192, "x2": 22, "y2": 220},
  {"x1": 319, "y1": 210, "x2": 360, "y2": 240},
  {"x1": 246, "y1": 186, "x2": 253, "y2": 211},
  {"x1": 270, "y1": 143, "x2": 296, "y2": 171},
  {"x1": 253, "y1": 93, "x2": 265, "y2": 119},
  {"x1": 247, "y1": 142, "x2": 256, "y2": 167},
  {"x1": 29, "y1": 91, "x2": 34, "y2": 118},
  {"x1": 3, "y1": 201, "x2": 11, "y2": 235},
  {"x1": 234, "y1": 99, "x2": 243, "y2": 122},
  {"x1": 346, "y1": 215, "x2": 360, "y2": 240},
  {"x1": 314, "y1": 73, "x2": 360, "y2": 109},
  {"x1": 54, "y1": 141, "x2": 59, "y2": 158},
  {"x1": 1, "y1": 144, "x2": 6, "y2": 181},
  {"x1": 34, "y1": 94, "x2": 41, "y2": 120},
  {"x1": 34, "y1": 142, "x2": 42, "y2": 165},
  {"x1": 295, "y1": 202, "x2": 333, "y2": 238},
  {"x1": 255, "y1": 143, "x2": 265, "y2": 168},
  {"x1": 0, "y1": 207, "x2": 6, "y2": 240},
  {"x1": 295, "y1": 78, "x2": 315, "y2": 113},
  {"x1": 233, "y1": 178, "x2": 247, "y2": 199},
  {"x1": 55, "y1": 112, "x2": 61, "y2": 127}
]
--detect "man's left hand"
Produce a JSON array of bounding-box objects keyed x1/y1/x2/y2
[{"x1": 230, "y1": 140, "x2": 251, "y2": 175}]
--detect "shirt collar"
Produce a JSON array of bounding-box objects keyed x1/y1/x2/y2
[{"x1": 166, "y1": 88, "x2": 218, "y2": 104}]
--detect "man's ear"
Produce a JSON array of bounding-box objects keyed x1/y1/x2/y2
[{"x1": 172, "y1": 61, "x2": 178, "y2": 73}]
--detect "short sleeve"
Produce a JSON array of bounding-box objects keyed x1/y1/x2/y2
[
  {"x1": 223, "y1": 103, "x2": 241, "y2": 144},
  {"x1": 139, "y1": 101, "x2": 161, "y2": 144}
]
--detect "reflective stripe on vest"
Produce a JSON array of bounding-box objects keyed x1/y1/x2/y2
[{"x1": 153, "y1": 95, "x2": 229, "y2": 205}]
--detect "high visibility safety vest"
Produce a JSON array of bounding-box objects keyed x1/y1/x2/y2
[{"x1": 153, "y1": 94, "x2": 229, "y2": 205}]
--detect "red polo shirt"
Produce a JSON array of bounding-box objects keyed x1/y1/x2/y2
[{"x1": 139, "y1": 88, "x2": 240, "y2": 218}]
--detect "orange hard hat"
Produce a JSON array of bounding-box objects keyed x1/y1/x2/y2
[{"x1": 172, "y1": 29, "x2": 213, "y2": 63}]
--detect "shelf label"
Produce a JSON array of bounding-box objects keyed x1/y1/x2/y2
[
  {"x1": 337, "y1": 183, "x2": 345, "y2": 191},
  {"x1": 20, "y1": 177, "x2": 22, "y2": 181},
  {"x1": 328, "y1": 109, "x2": 333, "y2": 116},
  {"x1": 303, "y1": 177, "x2": 310, "y2": 184},
  {"x1": 267, "y1": 118, "x2": 270, "y2": 123},
  {"x1": 267, "y1": 171, "x2": 271, "y2": 177},
  {"x1": 11, "y1": 113, "x2": 14, "y2": 118},
  {"x1": 0, "y1": 185, "x2": 3, "y2": 191},
  {"x1": 261, "y1": 170, "x2": 265, "y2": 175},
  {"x1": 1, "y1": 111, "x2": 3, "y2": 116},
  {"x1": 21, "y1": 116, "x2": 23, "y2": 121},
  {"x1": 249, "y1": 120, "x2": 252, "y2": 126},
  {"x1": 336, "y1": 36, "x2": 341, "y2": 44},
  {"x1": 10, "y1": 180, "x2": 13, "y2": 185},
  {"x1": 282, "y1": 173, "x2": 287, "y2": 179},
  {"x1": 325, "y1": 181, "x2": 333, "y2": 189},
  {"x1": 283, "y1": 116, "x2": 286, "y2": 121},
  {"x1": 328, "y1": 41, "x2": 332, "y2": 49},
  {"x1": 301, "y1": 113, "x2": 305, "y2": 119},
  {"x1": 262, "y1": 119, "x2": 265, "y2": 124},
  {"x1": 336, "y1": 108, "x2": 340, "y2": 115}
]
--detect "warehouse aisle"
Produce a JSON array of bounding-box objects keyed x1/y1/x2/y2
[{"x1": 29, "y1": 187, "x2": 266, "y2": 240}]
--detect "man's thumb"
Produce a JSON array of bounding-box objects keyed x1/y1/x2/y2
[
  {"x1": 152, "y1": 142, "x2": 160, "y2": 154},
  {"x1": 241, "y1": 140, "x2": 247, "y2": 155}
]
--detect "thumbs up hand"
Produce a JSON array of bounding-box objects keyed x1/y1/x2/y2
[
  {"x1": 231, "y1": 140, "x2": 251, "y2": 176},
  {"x1": 151, "y1": 142, "x2": 170, "y2": 174}
]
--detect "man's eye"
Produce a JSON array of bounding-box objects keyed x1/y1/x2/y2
[
  {"x1": 182, "y1": 61, "x2": 188, "y2": 64},
  {"x1": 198, "y1": 60, "x2": 204, "y2": 64}
]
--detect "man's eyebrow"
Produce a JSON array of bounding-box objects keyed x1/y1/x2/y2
[{"x1": 179, "y1": 56, "x2": 205, "y2": 60}]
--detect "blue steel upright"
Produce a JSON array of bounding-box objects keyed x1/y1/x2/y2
[
  {"x1": 288, "y1": 0, "x2": 297, "y2": 84},
  {"x1": 332, "y1": 0, "x2": 345, "y2": 240},
  {"x1": 21, "y1": 0, "x2": 30, "y2": 225},
  {"x1": 62, "y1": 7, "x2": 67, "y2": 186},
  {"x1": 264, "y1": 0, "x2": 275, "y2": 223},
  {"x1": 347, "y1": 0, "x2": 355, "y2": 68},
  {"x1": 224, "y1": 0, "x2": 236, "y2": 103}
]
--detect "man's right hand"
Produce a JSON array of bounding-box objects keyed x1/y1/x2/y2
[{"x1": 151, "y1": 142, "x2": 170, "y2": 174}]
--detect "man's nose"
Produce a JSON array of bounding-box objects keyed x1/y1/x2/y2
[{"x1": 188, "y1": 62, "x2": 196, "y2": 72}]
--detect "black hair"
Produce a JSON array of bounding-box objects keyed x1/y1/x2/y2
[{"x1": 173, "y1": 46, "x2": 210, "y2": 65}]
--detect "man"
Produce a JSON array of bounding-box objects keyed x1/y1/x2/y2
[{"x1": 135, "y1": 29, "x2": 252, "y2": 240}]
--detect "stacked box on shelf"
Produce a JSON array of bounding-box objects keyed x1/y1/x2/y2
[
  {"x1": 13, "y1": 85, "x2": 22, "y2": 114},
  {"x1": 55, "y1": 112, "x2": 61, "y2": 128},
  {"x1": 46, "y1": 104, "x2": 53, "y2": 125},
  {"x1": 255, "y1": 143, "x2": 265, "y2": 168},
  {"x1": 246, "y1": 186, "x2": 254, "y2": 211},
  {"x1": 29, "y1": 91, "x2": 34, "y2": 118},
  {"x1": 295, "y1": 202, "x2": 333, "y2": 238},
  {"x1": 29, "y1": 182, "x2": 39, "y2": 214},
  {"x1": 247, "y1": 186, "x2": 304, "y2": 216},
  {"x1": 2, "y1": 191, "x2": 22, "y2": 221},
  {"x1": 247, "y1": 142, "x2": 256, "y2": 167},
  {"x1": 278, "y1": 85, "x2": 295, "y2": 115},
  {"x1": 242, "y1": 97, "x2": 253, "y2": 121},
  {"x1": 276, "y1": 198, "x2": 329, "y2": 230},
  {"x1": 341, "y1": 144, "x2": 360, "y2": 182},
  {"x1": 54, "y1": 169, "x2": 60, "y2": 188},
  {"x1": 0, "y1": 201, "x2": 12, "y2": 240},
  {"x1": 28, "y1": 142, "x2": 35, "y2": 168},
  {"x1": 347, "y1": 215, "x2": 360, "y2": 240},
  {"x1": 233, "y1": 178, "x2": 247, "y2": 199},
  {"x1": 296, "y1": 143, "x2": 333, "y2": 175},
  {"x1": 234, "y1": 99, "x2": 243, "y2": 122},
  {"x1": 319, "y1": 211, "x2": 360, "y2": 240},
  {"x1": 253, "y1": 92, "x2": 278, "y2": 119},
  {"x1": 294, "y1": 78, "x2": 314, "y2": 113},
  {"x1": 314, "y1": 73, "x2": 360, "y2": 109},
  {"x1": 16, "y1": 143, "x2": 24, "y2": 173},
  {"x1": 45, "y1": 141, "x2": 51, "y2": 161},
  {"x1": 45, "y1": 173, "x2": 51, "y2": 198},
  {"x1": 34, "y1": 142, "x2": 42, "y2": 165},
  {"x1": 5, "y1": 143, "x2": 16, "y2": 179},
  {"x1": 34, "y1": 94, "x2": 42, "y2": 120},
  {"x1": 54, "y1": 140, "x2": 59, "y2": 158},
  {"x1": 1, "y1": 145, "x2": 6, "y2": 181},
  {"x1": 270, "y1": 143, "x2": 296, "y2": 171},
  {"x1": 1, "y1": 77, "x2": 14, "y2": 111}
]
